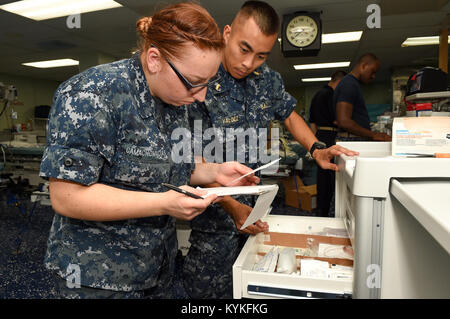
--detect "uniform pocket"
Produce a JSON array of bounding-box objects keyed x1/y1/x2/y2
[
  {"x1": 114, "y1": 154, "x2": 171, "y2": 188},
  {"x1": 248, "y1": 98, "x2": 273, "y2": 129}
]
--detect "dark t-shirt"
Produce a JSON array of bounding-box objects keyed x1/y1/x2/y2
[
  {"x1": 333, "y1": 74, "x2": 370, "y2": 130},
  {"x1": 308, "y1": 85, "x2": 336, "y2": 127}
]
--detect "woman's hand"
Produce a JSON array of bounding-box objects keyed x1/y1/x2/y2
[
  {"x1": 313, "y1": 145, "x2": 359, "y2": 171},
  {"x1": 190, "y1": 161, "x2": 259, "y2": 186},
  {"x1": 215, "y1": 161, "x2": 260, "y2": 186},
  {"x1": 161, "y1": 185, "x2": 218, "y2": 220}
]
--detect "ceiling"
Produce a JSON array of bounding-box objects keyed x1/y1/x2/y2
[{"x1": 0, "y1": 0, "x2": 449, "y2": 89}]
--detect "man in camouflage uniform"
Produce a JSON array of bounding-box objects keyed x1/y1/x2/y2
[
  {"x1": 183, "y1": 65, "x2": 294, "y2": 299},
  {"x1": 182, "y1": 1, "x2": 357, "y2": 299},
  {"x1": 40, "y1": 52, "x2": 197, "y2": 298}
]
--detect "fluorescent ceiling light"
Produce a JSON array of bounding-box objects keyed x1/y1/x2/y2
[
  {"x1": 322, "y1": 31, "x2": 363, "y2": 44},
  {"x1": 294, "y1": 61, "x2": 350, "y2": 70},
  {"x1": 302, "y1": 77, "x2": 332, "y2": 82},
  {"x1": 22, "y1": 59, "x2": 79, "y2": 68},
  {"x1": 0, "y1": 0, "x2": 122, "y2": 21},
  {"x1": 401, "y1": 36, "x2": 450, "y2": 47}
]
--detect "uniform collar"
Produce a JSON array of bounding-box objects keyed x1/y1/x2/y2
[
  {"x1": 129, "y1": 51, "x2": 158, "y2": 119},
  {"x1": 209, "y1": 64, "x2": 230, "y2": 94},
  {"x1": 248, "y1": 64, "x2": 265, "y2": 79}
]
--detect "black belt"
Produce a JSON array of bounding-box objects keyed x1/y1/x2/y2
[
  {"x1": 317, "y1": 126, "x2": 338, "y2": 132},
  {"x1": 337, "y1": 131, "x2": 360, "y2": 138}
]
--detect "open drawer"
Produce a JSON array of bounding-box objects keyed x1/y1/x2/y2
[{"x1": 233, "y1": 215, "x2": 353, "y2": 299}]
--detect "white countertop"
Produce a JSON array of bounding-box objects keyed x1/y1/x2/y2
[
  {"x1": 336, "y1": 142, "x2": 450, "y2": 198},
  {"x1": 390, "y1": 178, "x2": 450, "y2": 254}
]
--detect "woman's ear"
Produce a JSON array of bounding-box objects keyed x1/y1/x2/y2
[{"x1": 145, "y1": 47, "x2": 162, "y2": 74}]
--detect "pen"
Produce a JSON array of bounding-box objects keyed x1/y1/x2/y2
[
  {"x1": 161, "y1": 183, "x2": 204, "y2": 199},
  {"x1": 403, "y1": 153, "x2": 450, "y2": 158}
]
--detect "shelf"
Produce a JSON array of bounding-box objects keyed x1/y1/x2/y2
[{"x1": 405, "y1": 91, "x2": 450, "y2": 102}]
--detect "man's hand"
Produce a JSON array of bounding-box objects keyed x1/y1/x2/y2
[
  {"x1": 227, "y1": 201, "x2": 269, "y2": 235},
  {"x1": 313, "y1": 145, "x2": 359, "y2": 171},
  {"x1": 201, "y1": 181, "x2": 267, "y2": 235},
  {"x1": 372, "y1": 132, "x2": 391, "y2": 141}
]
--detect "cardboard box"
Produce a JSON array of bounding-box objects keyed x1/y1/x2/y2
[
  {"x1": 280, "y1": 175, "x2": 304, "y2": 190},
  {"x1": 281, "y1": 175, "x2": 317, "y2": 211},
  {"x1": 392, "y1": 117, "x2": 450, "y2": 156}
]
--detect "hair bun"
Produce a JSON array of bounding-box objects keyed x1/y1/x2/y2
[{"x1": 137, "y1": 16, "x2": 152, "y2": 35}]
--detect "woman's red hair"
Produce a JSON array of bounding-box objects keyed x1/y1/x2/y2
[{"x1": 136, "y1": 2, "x2": 224, "y2": 59}]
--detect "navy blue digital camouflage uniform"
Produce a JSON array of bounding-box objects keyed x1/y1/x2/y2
[
  {"x1": 182, "y1": 63, "x2": 296, "y2": 298},
  {"x1": 39, "y1": 52, "x2": 193, "y2": 298}
]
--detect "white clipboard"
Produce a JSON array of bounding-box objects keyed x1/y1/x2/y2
[{"x1": 198, "y1": 184, "x2": 279, "y2": 230}]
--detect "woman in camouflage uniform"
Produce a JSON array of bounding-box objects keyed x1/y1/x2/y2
[{"x1": 39, "y1": 2, "x2": 258, "y2": 299}]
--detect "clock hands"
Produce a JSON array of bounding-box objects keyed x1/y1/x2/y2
[
  {"x1": 290, "y1": 26, "x2": 314, "y2": 39},
  {"x1": 291, "y1": 26, "x2": 304, "y2": 33},
  {"x1": 290, "y1": 26, "x2": 314, "y2": 33}
]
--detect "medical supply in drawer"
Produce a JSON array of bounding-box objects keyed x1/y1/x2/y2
[{"x1": 233, "y1": 215, "x2": 353, "y2": 299}]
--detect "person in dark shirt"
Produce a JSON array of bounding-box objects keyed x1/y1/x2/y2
[
  {"x1": 309, "y1": 70, "x2": 346, "y2": 217},
  {"x1": 309, "y1": 70, "x2": 347, "y2": 135},
  {"x1": 333, "y1": 53, "x2": 391, "y2": 141}
]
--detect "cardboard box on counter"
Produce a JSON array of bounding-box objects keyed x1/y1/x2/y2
[
  {"x1": 392, "y1": 117, "x2": 450, "y2": 157},
  {"x1": 281, "y1": 175, "x2": 317, "y2": 211}
]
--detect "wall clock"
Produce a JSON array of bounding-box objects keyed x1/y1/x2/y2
[{"x1": 281, "y1": 12, "x2": 322, "y2": 57}]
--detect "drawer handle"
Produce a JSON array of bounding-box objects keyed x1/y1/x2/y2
[{"x1": 247, "y1": 285, "x2": 351, "y2": 299}]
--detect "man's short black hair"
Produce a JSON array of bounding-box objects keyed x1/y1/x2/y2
[
  {"x1": 331, "y1": 70, "x2": 347, "y2": 82},
  {"x1": 356, "y1": 53, "x2": 380, "y2": 66},
  {"x1": 235, "y1": 1, "x2": 280, "y2": 35}
]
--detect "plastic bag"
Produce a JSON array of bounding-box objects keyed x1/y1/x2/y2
[
  {"x1": 253, "y1": 247, "x2": 278, "y2": 272},
  {"x1": 318, "y1": 243, "x2": 354, "y2": 260},
  {"x1": 276, "y1": 248, "x2": 297, "y2": 274}
]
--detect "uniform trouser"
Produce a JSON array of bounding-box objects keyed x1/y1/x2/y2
[
  {"x1": 315, "y1": 130, "x2": 337, "y2": 217},
  {"x1": 54, "y1": 250, "x2": 174, "y2": 299},
  {"x1": 181, "y1": 203, "x2": 249, "y2": 299}
]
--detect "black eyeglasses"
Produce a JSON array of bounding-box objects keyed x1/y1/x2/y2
[{"x1": 151, "y1": 45, "x2": 220, "y2": 91}]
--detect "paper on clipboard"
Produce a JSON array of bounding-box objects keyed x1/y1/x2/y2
[
  {"x1": 226, "y1": 158, "x2": 281, "y2": 186},
  {"x1": 197, "y1": 184, "x2": 279, "y2": 230}
]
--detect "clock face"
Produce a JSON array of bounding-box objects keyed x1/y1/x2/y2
[{"x1": 286, "y1": 15, "x2": 318, "y2": 48}]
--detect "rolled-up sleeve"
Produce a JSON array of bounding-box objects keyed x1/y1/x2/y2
[{"x1": 40, "y1": 85, "x2": 116, "y2": 186}]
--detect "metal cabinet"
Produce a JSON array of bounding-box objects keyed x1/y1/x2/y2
[{"x1": 233, "y1": 142, "x2": 450, "y2": 298}]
